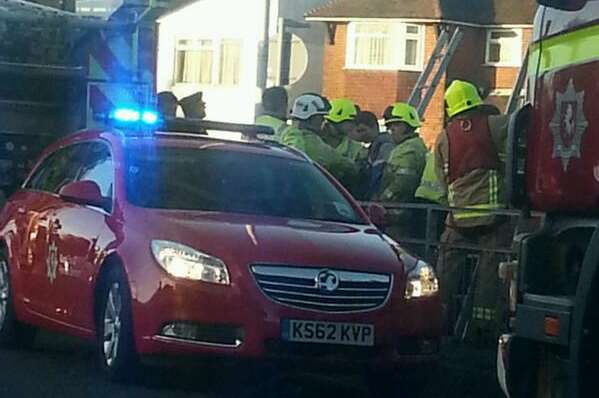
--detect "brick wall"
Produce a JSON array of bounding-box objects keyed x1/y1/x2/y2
[
  {"x1": 448, "y1": 26, "x2": 533, "y2": 95},
  {"x1": 321, "y1": 23, "x2": 442, "y2": 147},
  {"x1": 320, "y1": 22, "x2": 532, "y2": 148},
  {"x1": 322, "y1": 23, "x2": 412, "y2": 118}
]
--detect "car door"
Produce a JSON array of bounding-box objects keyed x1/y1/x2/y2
[
  {"x1": 50, "y1": 141, "x2": 116, "y2": 330},
  {"x1": 19, "y1": 144, "x2": 87, "y2": 320}
]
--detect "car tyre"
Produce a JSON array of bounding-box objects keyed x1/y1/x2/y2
[
  {"x1": 0, "y1": 252, "x2": 37, "y2": 348},
  {"x1": 97, "y1": 266, "x2": 139, "y2": 382}
]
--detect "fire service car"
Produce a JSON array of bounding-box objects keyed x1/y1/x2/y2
[{"x1": 0, "y1": 110, "x2": 441, "y2": 392}]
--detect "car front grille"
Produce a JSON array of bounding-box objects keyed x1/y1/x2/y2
[{"x1": 250, "y1": 265, "x2": 392, "y2": 313}]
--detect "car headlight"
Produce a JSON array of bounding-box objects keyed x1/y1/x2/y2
[
  {"x1": 405, "y1": 260, "x2": 439, "y2": 299},
  {"x1": 151, "y1": 240, "x2": 230, "y2": 285}
]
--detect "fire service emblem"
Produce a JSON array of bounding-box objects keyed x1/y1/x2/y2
[{"x1": 550, "y1": 79, "x2": 588, "y2": 171}]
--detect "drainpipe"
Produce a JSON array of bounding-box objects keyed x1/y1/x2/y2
[{"x1": 257, "y1": 0, "x2": 270, "y2": 90}]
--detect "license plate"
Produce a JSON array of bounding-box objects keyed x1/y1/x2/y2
[{"x1": 281, "y1": 320, "x2": 375, "y2": 347}]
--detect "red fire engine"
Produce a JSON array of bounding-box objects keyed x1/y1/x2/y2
[{"x1": 499, "y1": 0, "x2": 599, "y2": 396}]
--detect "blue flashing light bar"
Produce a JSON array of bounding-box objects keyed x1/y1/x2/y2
[{"x1": 110, "y1": 107, "x2": 160, "y2": 127}]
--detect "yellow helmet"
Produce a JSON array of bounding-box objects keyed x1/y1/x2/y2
[
  {"x1": 325, "y1": 98, "x2": 358, "y2": 123},
  {"x1": 383, "y1": 102, "x2": 421, "y2": 129},
  {"x1": 444, "y1": 80, "x2": 483, "y2": 118}
]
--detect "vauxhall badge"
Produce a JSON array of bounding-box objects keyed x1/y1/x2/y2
[{"x1": 549, "y1": 78, "x2": 588, "y2": 171}]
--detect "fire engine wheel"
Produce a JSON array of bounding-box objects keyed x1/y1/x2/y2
[
  {"x1": 97, "y1": 266, "x2": 139, "y2": 382},
  {"x1": 0, "y1": 252, "x2": 36, "y2": 348},
  {"x1": 535, "y1": 347, "x2": 565, "y2": 398}
]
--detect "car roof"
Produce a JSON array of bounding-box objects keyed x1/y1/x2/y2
[{"x1": 48, "y1": 129, "x2": 309, "y2": 163}]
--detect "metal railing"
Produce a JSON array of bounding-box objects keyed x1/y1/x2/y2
[{"x1": 363, "y1": 202, "x2": 542, "y2": 341}]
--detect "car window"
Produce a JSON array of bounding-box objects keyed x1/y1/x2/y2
[
  {"x1": 25, "y1": 143, "x2": 89, "y2": 194},
  {"x1": 77, "y1": 142, "x2": 114, "y2": 201},
  {"x1": 125, "y1": 146, "x2": 364, "y2": 224}
]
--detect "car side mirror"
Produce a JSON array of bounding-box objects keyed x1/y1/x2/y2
[
  {"x1": 59, "y1": 180, "x2": 109, "y2": 211},
  {"x1": 537, "y1": 0, "x2": 585, "y2": 10},
  {"x1": 367, "y1": 203, "x2": 387, "y2": 230}
]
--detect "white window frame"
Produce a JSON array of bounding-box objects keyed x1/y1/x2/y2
[
  {"x1": 173, "y1": 37, "x2": 242, "y2": 87},
  {"x1": 485, "y1": 29, "x2": 523, "y2": 67},
  {"x1": 345, "y1": 22, "x2": 425, "y2": 72}
]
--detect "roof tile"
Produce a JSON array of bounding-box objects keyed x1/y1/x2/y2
[{"x1": 307, "y1": 0, "x2": 536, "y2": 25}]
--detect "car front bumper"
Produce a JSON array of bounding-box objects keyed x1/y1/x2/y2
[{"x1": 128, "y1": 266, "x2": 442, "y2": 370}]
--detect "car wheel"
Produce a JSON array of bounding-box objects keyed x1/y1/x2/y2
[
  {"x1": 0, "y1": 252, "x2": 37, "y2": 348},
  {"x1": 97, "y1": 266, "x2": 139, "y2": 382}
]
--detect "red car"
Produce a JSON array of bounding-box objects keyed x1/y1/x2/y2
[{"x1": 0, "y1": 118, "x2": 441, "y2": 391}]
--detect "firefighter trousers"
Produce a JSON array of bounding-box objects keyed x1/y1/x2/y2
[{"x1": 437, "y1": 221, "x2": 513, "y2": 344}]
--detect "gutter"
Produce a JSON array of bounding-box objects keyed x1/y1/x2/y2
[{"x1": 305, "y1": 16, "x2": 533, "y2": 29}]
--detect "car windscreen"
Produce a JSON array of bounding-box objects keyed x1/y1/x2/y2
[{"x1": 125, "y1": 146, "x2": 365, "y2": 224}]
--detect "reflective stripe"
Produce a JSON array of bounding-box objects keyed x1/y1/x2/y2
[
  {"x1": 396, "y1": 167, "x2": 417, "y2": 176},
  {"x1": 420, "y1": 180, "x2": 443, "y2": 192},
  {"x1": 452, "y1": 203, "x2": 502, "y2": 220},
  {"x1": 448, "y1": 171, "x2": 502, "y2": 220},
  {"x1": 529, "y1": 23, "x2": 599, "y2": 77},
  {"x1": 473, "y1": 307, "x2": 496, "y2": 321}
]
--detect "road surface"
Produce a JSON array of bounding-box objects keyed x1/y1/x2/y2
[{"x1": 0, "y1": 331, "x2": 502, "y2": 397}]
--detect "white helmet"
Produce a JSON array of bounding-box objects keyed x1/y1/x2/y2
[{"x1": 290, "y1": 93, "x2": 331, "y2": 120}]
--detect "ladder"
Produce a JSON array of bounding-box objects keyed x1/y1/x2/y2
[
  {"x1": 408, "y1": 27, "x2": 464, "y2": 117},
  {"x1": 505, "y1": 51, "x2": 529, "y2": 114}
]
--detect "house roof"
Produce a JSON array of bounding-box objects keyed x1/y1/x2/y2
[{"x1": 306, "y1": 0, "x2": 537, "y2": 26}]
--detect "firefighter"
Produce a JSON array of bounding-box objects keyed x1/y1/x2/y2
[
  {"x1": 416, "y1": 151, "x2": 448, "y2": 206},
  {"x1": 413, "y1": 151, "x2": 448, "y2": 257},
  {"x1": 255, "y1": 86, "x2": 289, "y2": 141},
  {"x1": 377, "y1": 102, "x2": 427, "y2": 246},
  {"x1": 322, "y1": 98, "x2": 366, "y2": 162},
  {"x1": 157, "y1": 91, "x2": 179, "y2": 118},
  {"x1": 180, "y1": 91, "x2": 206, "y2": 120},
  {"x1": 379, "y1": 102, "x2": 427, "y2": 203},
  {"x1": 281, "y1": 93, "x2": 358, "y2": 186},
  {"x1": 434, "y1": 80, "x2": 512, "y2": 344}
]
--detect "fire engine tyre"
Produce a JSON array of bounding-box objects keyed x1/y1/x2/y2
[
  {"x1": 97, "y1": 266, "x2": 140, "y2": 382},
  {"x1": 0, "y1": 251, "x2": 37, "y2": 348},
  {"x1": 535, "y1": 347, "x2": 565, "y2": 398}
]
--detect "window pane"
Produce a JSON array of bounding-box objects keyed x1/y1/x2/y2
[
  {"x1": 500, "y1": 38, "x2": 518, "y2": 63},
  {"x1": 354, "y1": 34, "x2": 392, "y2": 66},
  {"x1": 355, "y1": 23, "x2": 391, "y2": 35},
  {"x1": 29, "y1": 144, "x2": 88, "y2": 193},
  {"x1": 488, "y1": 42, "x2": 501, "y2": 63},
  {"x1": 125, "y1": 147, "x2": 363, "y2": 224},
  {"x1": 174, "y1": 40, "x2": 213, "y2": 84},
  {"x1": 219, "y1": 40, "x2": 241, "y2": 85},
  {"x1": 406, "y1": 25, "x2": 419, "y2": 35},
  {"x1": 491, "y1": 31, "x2": 518, "y2": 40},
  {"x1": 405, "y1": 39, "x2": 418, "y2": 66},
  {"x1": 78, "y1": 143, "x2": 113, "y2": 200}
]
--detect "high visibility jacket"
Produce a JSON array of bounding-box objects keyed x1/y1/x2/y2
[
  {"x1": 336, "y1": 136, "x2": 368, "y2": 163},
  {"x1": 281, "y1": 127, "x2": 359, "y2": 186},
  {"x1": 415, "y1": 152, "x2": 448, "y2": 206},
  {"x1": 435, "y1": 111, "x2": 509, "y2": 228},
  {"x1": 380, "y1": 134, "x2": 427, "y2": 203},
  {"x1": 255, "y1": 114, "x2": 290, "y2": 141}
]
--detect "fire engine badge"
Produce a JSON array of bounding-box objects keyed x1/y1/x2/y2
[
  {"x1": 47, "y1": 241, "x2": 58, "y2": 284},
  {"x1": 550, "y1": 79, "x2": 588, "y2": 171}
]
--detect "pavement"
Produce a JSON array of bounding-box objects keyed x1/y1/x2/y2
[{"x1": 0, "y1": 331, "x2": 504, "y2": 398}]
